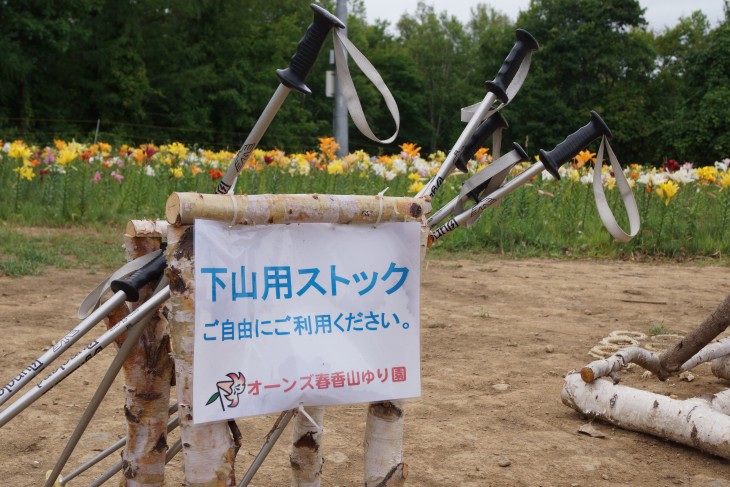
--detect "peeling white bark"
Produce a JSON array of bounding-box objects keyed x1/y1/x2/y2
[
  {"x1": 562, "y1": 373, "x2": 730, "y2": 459},
  {"x1": 126, "y1": 219, "x2": 169, "y2": 238},
  {"x1": 681, "y1": 337, "x2": 730, "y2": 371},
  {"x1": 702, "y1": 389, "x2": 730, "y2": 414},
  {"x1": 712, "y1": 355, "x2": 730, "y2": 380},
  {"x1": 167, "y1": 225, "x2": 236, "y2": 486},
  {"x1": 119, "y1": 230, "x2": 173, "y2": 486},
  {"x1": 290, "y1": 407, "x2": 324, "y2": 487},
  {"x1": 580, "y1": 347, "x2": 661, "y2": 383},
  {"x1": 364, "y1": 400, "x2": 407, "y2": 487}
]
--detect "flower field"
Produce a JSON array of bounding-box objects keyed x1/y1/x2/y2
[{"x1": 2, "y1": 137, "x2": 729, "y2": 258}]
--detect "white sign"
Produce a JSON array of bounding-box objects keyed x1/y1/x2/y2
[{"x1": 193, "y1": 219, "x2": 421, "y2": 424}]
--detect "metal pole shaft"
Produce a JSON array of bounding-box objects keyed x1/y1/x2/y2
[
  {"x1": 44, "y1": 279, "x2": 169, "y2": 487},
  {"x1": 333, "y1": 0, "x2": 349, "y2": 157},
  {"x1": 427, "y1": 195, "x2": 459, "y2": 228},
  {"x1": 58, "y1": 405, "x2": 179, "y2": 485},
  {"x1": 238, "y1": 409, "x2": 295, "y2": 487},
  {"x1": 0, "y1": 287, "x2": 170, "y2": 428},
  {"x1": 471, "y1": 161, "x2": 545, "y2": 213},
  {"x1": 0, "y1": 291, "x2": 128, "y2": 408},
  {"x1": 430, "y1": 162, "x2": 545, "y2": 242},
  {"x1": 216, "y1": 84, "x2": 291, "y2": 194},
  {"x1": 417, "y1": 91, "x2": 498, "y2": 199}
]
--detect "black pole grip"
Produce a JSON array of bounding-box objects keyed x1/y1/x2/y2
[
  {"x1": 539, "y1": 111, "x2": 612, "y2": 180},
  {"x1": 466, "y1": 142, "x2": 529, "y2": 201},
  {"x1": 454, "y1": 112, "x2": 509, "y2": 173},
  {"x1": 484, "y1": 29, "x2": 539, "y2": 103},
  {"x1": 110, "y1": 253, "x2": 167, "y2": 302},
  {"x1": 276, "y1": 4, "x2": 345, "y2": 95}
]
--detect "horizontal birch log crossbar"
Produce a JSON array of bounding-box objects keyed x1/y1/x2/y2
[{"x1": 166, "y1": 192, "x2": 431, "y2": 226}]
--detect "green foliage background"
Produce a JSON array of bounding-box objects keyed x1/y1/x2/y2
[{"x1": 0, "y1": 0, "x2": 728, "y2": 162}]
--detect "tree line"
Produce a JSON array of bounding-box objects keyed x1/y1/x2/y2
[{"x1": 0, "y1": 0, "x2": 728, "y2": 164}]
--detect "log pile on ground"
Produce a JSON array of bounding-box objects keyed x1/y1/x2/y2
[{"x1": 562, "y1": 295, "x2": 730, "y2": 459}]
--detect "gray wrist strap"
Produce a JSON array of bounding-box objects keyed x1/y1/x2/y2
[
  {"x1": 592, "y1": 137, "x2": 641, "y2": 242},
  {"x1": 332, "y1": 28, "x2": 400, "y2": 144},
  {"x1": 455, "y1": 149, "x2": 523, "y2": 226}
]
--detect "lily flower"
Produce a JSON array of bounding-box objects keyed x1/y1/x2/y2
[{"x1": 656, "y1": 180, "x2": 679, "y2": 205}]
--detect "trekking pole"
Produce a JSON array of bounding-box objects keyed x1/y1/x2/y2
[
  {"x1": 427, "y1": 141, "x2": 528, "y2": 228},
  {"x1": 43, "y1": 277, "x2": 169, "y2": 487},
  {"x1": 417, "y1": 29, "x2": 538, "y2": 200},
  {"x1": 214, "y1": 4, "x2": 344, "y2": 195},
  {"x1": 429, "y1": 111, "x2": 612, "y2": 243},
  {"x1": 452, "y1": 111, "x2": 509, "y2": 174},
  {"x1": 238, "y1": 409, "x2": 296, "y2": 487},
  {"x1": 425, "y1": 110, "x2": 510, "y2": 227},
  {"x1": 0, "y1": 285, "x2": 171, "y2": 428},
  {"x1": 0, "y1": 253, "x2": 166, "y2": 408}
]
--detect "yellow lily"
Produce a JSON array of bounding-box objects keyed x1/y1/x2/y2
[{"x1": 655, "y1": 180, "x2": 679, "y2": 205}]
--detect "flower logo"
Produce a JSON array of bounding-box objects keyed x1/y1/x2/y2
[{"x1": 206, "y1": 372, "x2": 246, "y2": 410}]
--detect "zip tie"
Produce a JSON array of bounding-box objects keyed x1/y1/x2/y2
[
  {"x1": 297, "y1": 405, "x2": 322, "y2": 433},
  {"x1": 228, "y1": 193, "x2": 238, "y2": 228},
  {"x1": 375, "y1": 187, "x2": 389, "y2": 227}
]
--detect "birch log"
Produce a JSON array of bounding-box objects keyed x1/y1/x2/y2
[
  {"x1": 117, "y1": 221, "x2": 174, "y2": 486},
  {"x1": 126, "y1": 219, "x2": 169, "y2": 239},
  {"x1": 290, "y1": 407, "x2": 324, "y2": 487},
  {"x1": 711, "y1": 356, "x2": 730, "y2": 380},
  {"x1": 562, "y1": 373, "x2": 730, "y2": 459},
  {"x1": 702, "y1": 389, "x2": 730, "y2": 414},
  {"x1": 361, "y1": 222, "x2": 430, "y2": 487},
  {"x1": 580, "y1": 347, "x2": 661, "y2": 383},
  {"x1": 166, "y1": 225, "x2": 236, "y2": 486},
  {"x1": 364, "y1": 400, "x2": 407, "y2": 487},
  {"x1": 166, "y1": 193, "x2": 430, "y2": 226},
  {"x1": 680, "y1": 337, "x2": 730, "y2": 371},
  {"x1": 582, "y1": 294, "x2": 730, "y2": 383}
]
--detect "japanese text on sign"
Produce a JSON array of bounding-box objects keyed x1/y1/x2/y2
[
  {"x1": 193, "y1": 220, "x2": 422, "y2": 424},
  {"x1": 200, "y1": 261, "x2": 410, "y2": 302}
]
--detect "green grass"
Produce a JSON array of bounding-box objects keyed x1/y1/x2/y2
[
  {"x1": 3, "y1": 154, "x2": 730, "y2": 267},
  {"x1": 649, "y1": 323, "x2": 675, "y2": 336},
  {"x1": 0, "y1": 223, "x2": 125, "y2": 277}
]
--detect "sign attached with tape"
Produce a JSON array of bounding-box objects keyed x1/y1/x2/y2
[{"x1": 193, "y1": 219, "x2": 421, "y2": 424}]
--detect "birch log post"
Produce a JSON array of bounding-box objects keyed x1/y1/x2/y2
[
  {"x1": 166, "y1": 225, "x2": 236, "y2": 486},
  {"x1": 364, "y1": 400, "x2": 408, "y2": 487},
  {"x1": 116, "y1": 220, "x2": 174, "y2": 486},
  {"x1": 290, "y1": 407, "x2": 325, "y2": 487},
  {"x1": 562, "y1": 373, "x2": 730, "y2": 459}
]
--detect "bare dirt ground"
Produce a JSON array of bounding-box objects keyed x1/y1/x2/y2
[{"x1": 1, "y1": 256, "x2": 729, "y2": 486}]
